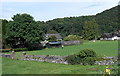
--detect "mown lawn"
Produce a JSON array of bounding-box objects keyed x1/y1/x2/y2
[
  {"x1": 13, "y1": 41, "x2": 118, "y2": 58},
  {"x1": 2, "y1": 57, "x2": 118, "y2": 74},
  {"x1": 2, "y1": 41, "x2": 119, "y2": 74}
]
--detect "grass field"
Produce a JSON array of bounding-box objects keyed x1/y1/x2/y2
[
  {"x1": 2, "y1": 41, "x2": 119, "y2": 74},
  {"x1": 13, "y1": 41, "x2": 118, "y2": 58},
  {"x1": 2, "y1": 57, "x2": 118, "y2": 74}
]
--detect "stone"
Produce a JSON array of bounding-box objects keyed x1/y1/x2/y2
[{"x1": 11, "y1": 51, "x2": 16, "y2": 59}]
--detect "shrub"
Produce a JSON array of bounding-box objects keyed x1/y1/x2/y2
[
  {"x1": 65, "y1": 49, "x2": 97, "y2": 65},
  {"x1": 78, "y1": 49, "x2": 97, "y2": 58},
  {"x1": 82, "y1": 57, "x2": 96, "y2": 65},
  {"x1": 27, "y1": 43, "x2": 44, "y2": 51},
  {"x1": 65, "y1": 54, "x2": 81, "y2": 65},
  {"x1": 48, "y1": 35, "x2": 57, "y2": 42},
  {"x1": 63, "y1": 35, "x2": 81, "y2": 41},
  {"x1": 1, "y1": 49, "x2": 12, "y2": 52},
  {"x1": 13, "y1": 48, "x2": 28, "y2": 52}
]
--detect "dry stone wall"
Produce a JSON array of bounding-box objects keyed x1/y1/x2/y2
[
  {"x1": 61, "y1": 40, "x2": 80, "y2": 46},
  {"x1": 1, "y1": 51, "x2": 118, "y2": 65},
  {"x1": 22, "y1": 54, "x2": 68, "y2": 64}
]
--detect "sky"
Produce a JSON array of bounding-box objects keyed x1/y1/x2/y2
[{"x1": 0, "y1": 0, "x2": 119, "y2": 21}]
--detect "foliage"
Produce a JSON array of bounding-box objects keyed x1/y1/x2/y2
[
  {"x1": 95, "y1": 6, "x2": 119, "y2": 34},
  {"x1": 5, "y1": 14, "x2": 43, "y2": 49},
  {"x1": 1, "y1": 19, "x2": 8, "y2": 48},
  {"x1": 46, "y1": 16, "x2": 94, "y2": 37},
  {"x1": 65, "y1": 54, "x2": 81, "y2": 65},
  {"x1": 36, "y1": 21, "x2": 49, "y2": 34},
  {"x1": 26, "y1": 43, "x2": 44, "y2": 51},
  {"x1": 66, "y1": 49, "x2": 97, "y2": 65},
  {"x1": 1, "y1": 48, "x2": 28, "y2": 52},
  {"x1": 46, "y1": 6, "x2": 119, "y2": 37},
  {"x1": 2, "y1": 19, "x2": 8, "y2": 38},
  {"x1": 82, "y1": 57, "x2": 96, "y2": 65},
  {"x1": 48, "y1": 35, "x2": 57, "y2": 42},
  {"x1": 46, "y1": 30, "x2": 58, "y2": 34},
  {"x1": 78, "y1": 49, "x2": 97, "y2": 58},
  {"x1": 5, "y1": 36, "x2": 26, "y2": 48},
  {"x1": 1, "y1": 6, "x2": 119, "y2": 49},
  {"x1": 1, "y1": 49, "x2": 12, "y2": 52},
  {"x1": 63, "y1": 35, "x2": 81, "y2": 41},
  {"x1": 82, "y1": 20, "x2": 98, "y2": 40},
  {"x1": 13, "y1": 48, "x2": 28, "y2": 52}
]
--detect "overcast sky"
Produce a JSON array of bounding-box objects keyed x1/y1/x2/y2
[{"x1": 0, "y1": 0, "x2": 119, "y2": 21}]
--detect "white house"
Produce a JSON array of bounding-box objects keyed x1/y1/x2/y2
[
  {"x1": 112, "y1": 36, "x2": 120, "y2": 40},
  {"x1": 100, "y1": 32, "x2": 120, "y2": 40}
]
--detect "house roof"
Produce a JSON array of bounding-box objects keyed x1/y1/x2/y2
[
  {"x1": 101, "y1": 33, "x2": 113, "y2": 38},
  {"x1": 45, "y1": 33, "x2": 62, "y2": 39},
  {"x1": 115, "y1": 32, "x2": 120, "y2": 37},
  {"x1": 101, "y1": 32, "x2": 120, "y2": 38}
]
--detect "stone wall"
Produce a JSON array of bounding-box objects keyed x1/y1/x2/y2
[
  {"x1": 61, "y1": 40, "x2": 80, "y2": 46},
  {"x1": 21, "y1": 52, "x2": 68, "y2": 64},
  {"x1": 95, "y1": 57, "x2": 118, "y2": 65},
  {"x1": 1, "y1": 51, "x2": 16, "y2": 59},
  {"x1": 1, "y1": 52, "x2": 118, "y2": 65}
]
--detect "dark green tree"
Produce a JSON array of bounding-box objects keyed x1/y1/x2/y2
[
  {"x1": 1, "y1": 19, "x2": 8, "y2": 48},
  {"x1": 46, "y1": 30, "x2": 58, "y2": 34},
  {"x1": 48, "y1": 35, "x2": 57, "y2": 42},
  {"x1": 6, "y1": 13, "x2": 43, "y2": 48},
  {"x1": 63, "y1": 35, "x2": 81, "y2": 41},
  {"x1": 82, "y1": 20, "x2": 98, "y2": 40},
  {"x1": 2, "y1": 19, "x2": 8, "y2": 38},
  {"x1": 36, "y1": 21, "x2": 49, "y2": 34}
]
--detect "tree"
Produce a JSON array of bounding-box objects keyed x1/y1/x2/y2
[
  {"x1": 36, "y1": 21, "x2": 49, "y2": 34},
  {"x1": 82, "y1": 20, "x2": 98, "y2": 40},
  {"x1": 2, "y1": 19, "x2": 8, "y2": 38},
  {"x1": 1, "y1": 19, "x2": 8, "y2": 48},
  {"x1": 6, "y1": 13, "x2": 43, "y2": 48},
  {"x1": 63, "y1": 35, "x2": 81, "y2": 41},
  {"x1": 46, "y1": 30, "x2": 58, "y2": 34},
  {"x1": 48, "y1": 35, "x2": 57, "y2": 42}
]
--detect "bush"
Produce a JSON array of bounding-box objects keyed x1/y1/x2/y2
[
  {"x1": 82, "y1": 57, "x2": 96, "y2": 65},
  {"x1": 65, "y1": 54, "x2": 82, "y2": 65},
  {"x1": 78, "y1": 49, "x2": 97, "y2": 58},
  {"x1": 1, "y1": 49, "x2": 12, "y2": 52},
  {"x1": 27, "y1": 43, "x2": 44, "y2": 51},
  {"x1": 13, "y1": 48, "x2": 28, "y2": 52},
  {"x1": 48, "y1": 35, "x2": 57, "y2": 42},
  {"x1": 65, "y1": 49, "x2": 97, "y2": 65},
  {"x1": 63, "y1": 35, "x2": 81, "y2": 41}
]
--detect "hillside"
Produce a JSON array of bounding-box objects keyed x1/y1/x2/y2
[
  {"x1": 45, "y1": 5, "x2": 119, "y2": 36},
  {"x1": 1, "y1": 5, "x2": 119, "y2": 49},
  {"x1": 2, "y1": 5, "x2": 119, "y2": 37},
  {"x1": 95, "y1": 6, "x2": 119, "y2": 34}
]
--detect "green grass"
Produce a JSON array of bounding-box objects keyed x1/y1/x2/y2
[
  {"x1": 13, "y1": 41, "x2": 118, "y2": 58},
  {"x1": 2, "y1": 57, "x2": 118, "y2": 74},
  {"x1": 0, "y1": 57, "x2": 2, "y2": 75},
  {"x1": 2, "y1": 41, "x2": 119, "y2": 74}
]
